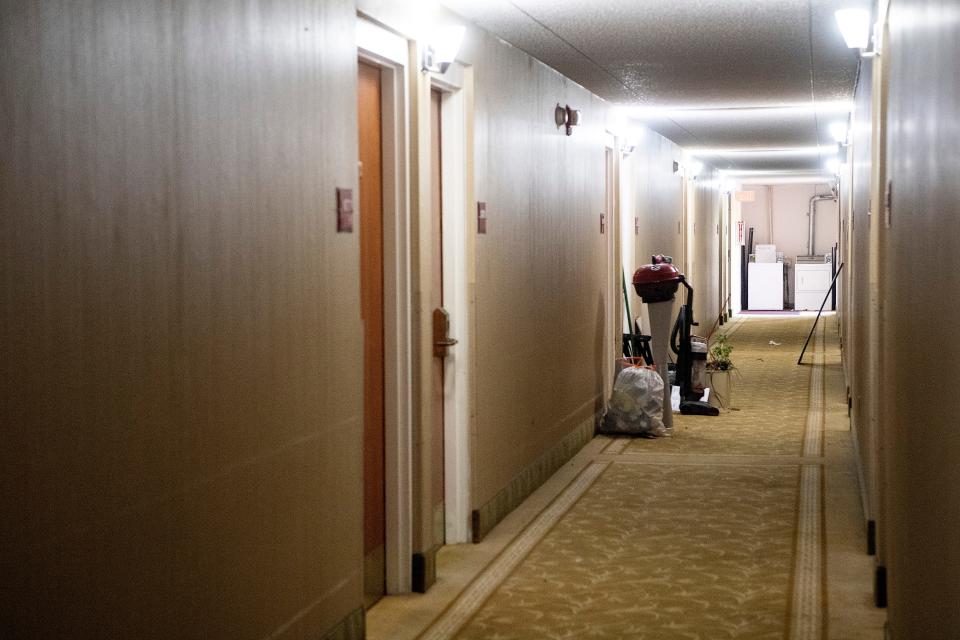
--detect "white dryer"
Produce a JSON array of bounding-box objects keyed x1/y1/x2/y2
[{"x1": 794, "y1": 261, "x2": 834, "y2": 311}]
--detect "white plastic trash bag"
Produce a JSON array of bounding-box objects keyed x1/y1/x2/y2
[{"x1": 601, "y1": 365, "x2": 667, "y2": 437}]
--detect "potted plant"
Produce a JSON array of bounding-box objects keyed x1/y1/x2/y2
[{"x1": 706, "y1": 334, "x2": 736, "y2": 408}]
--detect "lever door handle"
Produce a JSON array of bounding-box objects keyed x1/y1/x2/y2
[{"x1": 433, "y1": 308, "x2": 457, "y2": 357}]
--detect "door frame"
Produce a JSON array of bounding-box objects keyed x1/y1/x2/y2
[
  {"x1": 429, "y1": 63, "x2": 473, "y2": 545},
  {"x1": 604, "y1": 134, "x2": 621, "y2": 399},
  {"x1": 357, "y1": 17, "x2": 413, "y2": 595}
]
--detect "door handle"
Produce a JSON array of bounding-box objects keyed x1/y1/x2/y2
[{"x1": 433, "y1": 308, "x2": 458, "y2": 357}]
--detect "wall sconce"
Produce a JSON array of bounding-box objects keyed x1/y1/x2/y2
[
  {"x1": 829, "y1": 121, "x2": 849, "y2": 147},
  {"x1": 554, "y1": 103, "x2": 581, "y2": 136},
  {"x1": 422, "y1": 25, "x2": 465, "y2": 74},
  {"x1": 835, "y1": 8, "x2": 878, "y2": 58}
]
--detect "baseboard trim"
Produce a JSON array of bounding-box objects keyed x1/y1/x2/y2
[
  {"x1": 412, "y1": 543, "x2": 441, "y2": 593},
  {"x1": 471, "y1": 414, "x2": 596, "y2": 543},
  {"x1": 874, "y1": 565, "x2": 888, "y2": 609},
  {"x1": 848, "y1": 417, "x2": 871, "y2": 540},
  {"x1": 320, "y1": 607, "x2": 365, "y2": 640}
]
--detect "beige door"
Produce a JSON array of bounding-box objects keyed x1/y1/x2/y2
[
  {"x1": 430, "y1": 89, "x2": 446, "y2": 546},
  {"x1": 604, "y1": 146, "x2": 617, "y2": 392},
  {"x1": 358, "y1": 60, "x2": 385, "y2": 608}
]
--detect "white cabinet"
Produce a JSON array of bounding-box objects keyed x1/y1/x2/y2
[
  {"x1": 748, "y1": 263, "x2": 784, "y2": 310},
  {"x1": 795, "y1": 263, "x2": 834, "y2": 310}
]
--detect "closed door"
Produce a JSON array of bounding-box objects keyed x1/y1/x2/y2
[
  {"x1": 430, "y1": 89, "x2": 445, "y2": 546},
  {"x1": 358, "y1": 60, "x2": 385, "y2": 608},
  {"x1": 604, "y1": 146, "x2": 616, "y2": 395}
]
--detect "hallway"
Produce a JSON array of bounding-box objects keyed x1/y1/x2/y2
[
  {"x1": 368, "y1": 316, "x2": 885, "y2": 639},
  {"x1": 3, "y1": 0, "x2": 959, "y2": 637}
]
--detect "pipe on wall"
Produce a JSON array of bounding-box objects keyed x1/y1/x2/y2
[{"x1": 808, "y1": 192, "x2": 838, "y2": 255}]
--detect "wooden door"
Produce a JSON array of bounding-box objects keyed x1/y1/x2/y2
[
  {"x1": 358, "y1": 60, "x2": 385, "y2": 608},
  {"x1": 430, "y1": 89, "x2": 445, "y2": 546}
]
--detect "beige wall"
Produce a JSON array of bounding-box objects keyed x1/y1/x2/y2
[
  {"x1": 740, "y1": 184, "x2": 839, "y2": 307},
  {"x1": 467, "y1": 30, "x2": 612, "y2": 509},
  {"x1": 880, "y1": 0, "x2": 960, "y2": 634},
  {"x1": 0, "y1": 1, "x2": 363, "y2": 637},
  {"x1": 740, "y1": 183, "x2": 839, "y2": 259},
  {"x1": 690, "y1": 170, "x2": 723, "y2": 332},
  {"x1": 847, "y1": 56, "x2": 876, "y2": 534},
  {"x1": 623, "y1": 128, "x2": 685, "y2": 333},
  {"x1": 622, "y1": 136, "x2": 722, "y2": 346}
]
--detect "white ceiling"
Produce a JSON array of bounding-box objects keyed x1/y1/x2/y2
[{"x1": 443, "y1": 0, "x2": 869, "y2": 175}]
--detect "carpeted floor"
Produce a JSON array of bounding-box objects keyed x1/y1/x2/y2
[
  {"x1": 456, "y1": 463, "x2": 800, "y2": 639},
  {"x1": 424, "y1": 316, "x2": 832, "y2": 639},
  {"x1": 623, "y1": 317, "x2": 815, "y2": 457}
]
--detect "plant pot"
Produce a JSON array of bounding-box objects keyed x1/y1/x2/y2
[{"x1": 708, "y1": 369, "x2": 733, "y2": 409}]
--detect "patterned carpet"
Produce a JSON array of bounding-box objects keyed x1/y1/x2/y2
[
  {"x1": 421, "y1": 316, "x2": 832, "y2": 640},
  {"x1": 456, "y1": 463, "x2": 799, "y2": 639},
  {"x1": 623, "y1": 318, "x2": 815, "y2": 457}
]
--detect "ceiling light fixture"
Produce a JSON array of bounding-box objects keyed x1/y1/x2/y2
[
  {"x1": 719, "y1": 169, "x2": 831, "y2": 176},
  {"x1": 687, "y1": 145, "x2": 838, "y2": 158},
  {"x1": 422, "y1": 25, "x2": 465, "y2": 74},
  {"x1": 835, "y1": 8, "x2": 878, "y2": 58},
  {"x1": 623, "y1": 101, "x2": 854, "y2": 121},
  {"x1": 828, "y1": 121, "x2": 849, "y2": 144},
  {"x1": 735, "y1": 175, "x2": 838, "y2": 185}
]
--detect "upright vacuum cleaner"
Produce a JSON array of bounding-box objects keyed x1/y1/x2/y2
[{"x1": 632, "y1": 255, "x2": 719, "y2": 417}]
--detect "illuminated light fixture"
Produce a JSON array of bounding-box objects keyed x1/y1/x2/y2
[
  {"x1": 625, "y1": 101, "x2": 853, "y2": 121},
  {"x1": 422, "y1": 25, "x2": 465, "y2": 74},
  {"x1": 687, "y1": 145, "x2": 838, "y2": 159},
  {"x1": 829, "y1": 121, "x2": 849, "y2": 144},
  {"x1": 720, "y1": 169, "x2": 832, "y2": 176},
  {"x1": 825, "y1": 158, "x2": 841, "y2": 174},
  {"x1": 735, "y1": 175, "x2": 838, "y2": 185},
  {"x1": 835, "y1": 8, "x2": 878, "y2": 57}
]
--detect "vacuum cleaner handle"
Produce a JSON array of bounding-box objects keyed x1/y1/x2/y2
[{"x1": 670, "y1": 308, "x2": 683, "y2": 355}]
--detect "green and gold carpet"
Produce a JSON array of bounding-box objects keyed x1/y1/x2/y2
[{"x1": 420, "y1": 316, "x2": 833, "y2": 640}]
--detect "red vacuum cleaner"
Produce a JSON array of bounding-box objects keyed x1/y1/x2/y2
[{"x1": 633, "y1": 255, "x2": 719, "y2": 417}]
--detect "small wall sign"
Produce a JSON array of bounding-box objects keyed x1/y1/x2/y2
[
  {"x1": 477, "y1": 201, "x2": 487, "y2": 234},
  {"x1": 337, "y1": 188, "x2": 353, "y2": 233}
]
